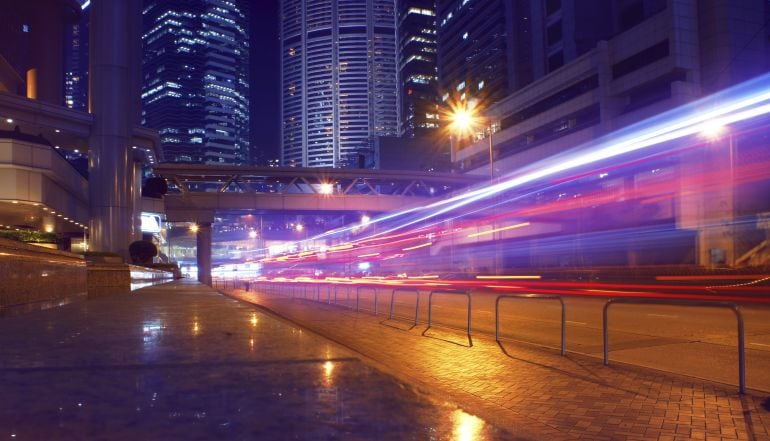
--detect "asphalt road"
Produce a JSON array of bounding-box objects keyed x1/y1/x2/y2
[{"x1": 320, "y1": 286, "x2": 770, "y2": 393}]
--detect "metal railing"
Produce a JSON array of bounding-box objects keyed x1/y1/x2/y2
[
  {"x1": 603, "y1": 297, "x2": 746, "y2": 394},
  {"x1": 388, "y1": 288, "x2": 421, "y2": 326},
  {"x1": 355, "y1": 286, "x2": 379, "y2": 315},
  {"x1": 422, "y1": 290, "x2": 472, "y2": 346},
  {"x1": 333, "y1": 284, "x2": 352, "y2": 308},
  {"x1": 495, "y1": 294, "x2": 566, "y2": 355}
]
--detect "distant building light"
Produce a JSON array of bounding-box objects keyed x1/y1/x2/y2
[{"x1": 22, "y1": 24, "x2": 29, "y2": 33}]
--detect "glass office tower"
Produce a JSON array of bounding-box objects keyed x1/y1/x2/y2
[{"x1": 142, "y1": 0, "x2": 250, "y2": 164}]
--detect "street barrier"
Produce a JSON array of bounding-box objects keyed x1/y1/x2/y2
[
  {"x1": 495, "y1": 294, "x2": 566, "y2": 355},
  {"x1": 603, "y1": 297, "x2": 746, "y2": 394},
  {"x1": 333, "y1": 284, "x2": 352, "y2": 308},
  {"x1": 422, "y1": 290, "x2": 472, "y2": 346},
  {"x1": 388, "y1": 288, "x2": 420, "y2": 326},
  {"x1": 355, "y1": 285, "x2": 379, "y2": 315}
]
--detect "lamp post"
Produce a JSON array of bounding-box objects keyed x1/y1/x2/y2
[
  {"x1": 450, "y1": 105, "x2": 495, "y2": 182},
  {"x1": 701, "y1": 122, "x2": 736, "y2": 267},
  {"x1": 450, "y1": 103, "x2": 499, "y2": 274}
]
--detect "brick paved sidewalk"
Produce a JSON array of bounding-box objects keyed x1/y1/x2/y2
[
  {"x1": 226, "y1": 287, "x2": 770, "y2": 441},
  {"x1": 0, "y1": 281, "x2": 517, "y2": 440}
]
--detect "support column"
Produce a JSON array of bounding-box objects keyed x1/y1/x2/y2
[
  {"x1": 196, "y1": 223, "x2": 212, "y2": 286},
  {"x1": 88, "y1": 0, "x2": 142, "y2": 258}
]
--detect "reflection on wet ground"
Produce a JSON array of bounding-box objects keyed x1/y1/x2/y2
[{"x1": 0, "y1": 280, "x2": 511, "y2": 440}]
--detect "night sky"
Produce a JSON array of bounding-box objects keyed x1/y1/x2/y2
[{"x1": 249, "y1": 0, "x2": 281, "y2": 164}]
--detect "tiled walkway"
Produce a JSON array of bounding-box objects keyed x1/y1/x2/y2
[
  {"x1": 0, "y1": 281, "x2": 515, "y2": 440},
  {"x1": 227, "y1": 286, "x2": 770, "y2": 441}
]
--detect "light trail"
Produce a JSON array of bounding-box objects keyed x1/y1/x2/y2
[
  {"x1": 300, "y1": 73, "x2": 770, "y2": 249},
  {"x1": 254, "y1": 74, "x2": 770, "y2": 288}
]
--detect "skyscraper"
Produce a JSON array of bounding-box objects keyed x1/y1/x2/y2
[
  {"x1": 397, "y1": 0, "x2": 439, "y2": 138},
  {"x1": 437, "y1": 0, "x2": 614, "y2": 108},
  {"x1": 64, "y1": 5, "x2": 89, "y2": 112},
  {"x1": 141, "y1": 0, "x2": 250, "y2": 164},
  {"x1": 281, "y1": 0, "x2": 399, "y2": 168}
]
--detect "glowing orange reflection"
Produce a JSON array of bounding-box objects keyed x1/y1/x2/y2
[{"x1": 451, "y1": 409, "x2": 487, "y2": 441}]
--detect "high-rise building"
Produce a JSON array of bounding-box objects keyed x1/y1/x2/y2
[
  {"x1": 141, "y1": 0, "x2": 250, "y2": 164},
  {"x1": 281, "y1": 0, "x2": 399, "y2": 168},
  {"x1": 397, "y1": 0, "x2": 439, "y2": 138},
  {"x1": 64, "y1": 5, "x2": 89, "y2": 111},
  {"x1": 436, "y1": 0, "x2": 614, "y2": 107}
]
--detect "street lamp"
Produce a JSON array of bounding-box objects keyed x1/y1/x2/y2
[
  {"x1": 450, "y1": 104, "x2": 495, "y2": 181},
  {"x1": 319, "y1": 182, "x2": 334, "y2": 195},
  {"x1": 701, "y1": 121, "x2": 735, "y2": 267}
]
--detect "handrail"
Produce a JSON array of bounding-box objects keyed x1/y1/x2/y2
[
  {"x1": 355, "y1": 285, "x2": 379, "y2": 315},
  {"x1": 495, "y1": 294, "x2": 565, "y2": 355},
  {"x1": 603, "y1": 297, "x2": 745, "y2": 394},
  {"x1": 389, "y1": 288, "x2": 421, "y2": 326},
  {"x1": 422, "y1": 290, "x2": 472, "y2": 346}
]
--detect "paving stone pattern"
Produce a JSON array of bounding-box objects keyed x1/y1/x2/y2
[
  {"x1": 227, "y1": 286, "x2": 770, "y2": 441},
  {"x1": 0, "y1": 281, "x2": 514, "y2": 440}
]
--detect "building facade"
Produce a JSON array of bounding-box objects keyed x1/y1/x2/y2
[
  {"x1": 397, "y1": 0, "x2": 439, "y2": 138},
  {"x1": 450, "y1": 0, "x2": 770, "y2": 269},
  {"x1": 281, "y1": 0, "x2": 399, "y2": 167},
  {"x1": 142, "y1": 0, "x2": 250, "y2": 164},
  {"x1": 437, "y1": 0, "x2": 617, "y2": 110}
]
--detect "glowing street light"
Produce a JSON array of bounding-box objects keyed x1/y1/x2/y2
[
  {"x1": 450, "y1": 103, "x2": 495, "y2": 181},
  {"x1": 361, "y1": 215, "x2": 371, "y2": 224},
  {"x1": 189, "y1": 224, "x2": 199, "y2": 233},
  {"x1": 295, "y1": 223, "x2": 304, "y2": 232},
  {"x1": 701, "y1": 120, "x2": 727, "y2": 140},
  {"x1": 248, "y1": 230, "x2": 258, "y2": 239},
  {"x1": 319, "y1": 182, "x2": 334, "y2": 195}
]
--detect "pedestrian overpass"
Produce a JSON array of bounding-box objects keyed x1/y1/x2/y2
[{"x1": 151, "y1": 164, "x2": 484, "y2": 284}]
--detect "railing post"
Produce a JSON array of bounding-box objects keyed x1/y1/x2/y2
[
  {"x1": 422, "y1": 290, "x2": 472, "y2": 346},
  {"x1": 603, "y1": 300, "x2": 610, "y2": 366},
  {"x1": 736, "y1": 305, "x2": 746, "y2": 394}
]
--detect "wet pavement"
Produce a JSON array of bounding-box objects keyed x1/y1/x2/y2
[
  {"x1": 0, "y1": 280, "x2": 514, "y2": 440},
  {"x1": 225, "y1": 284, "x2": 770, "y2": 441}
]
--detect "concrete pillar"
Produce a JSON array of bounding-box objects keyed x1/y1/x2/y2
[
  {"x1": 196, "y1": 223, "x2": 213, "y2": 286},
  {"x1": 87, "y1": 0, "x2": 142, "y2": 258}
]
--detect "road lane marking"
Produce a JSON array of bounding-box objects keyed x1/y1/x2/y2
[
  {"x1": 647, "y1": 313, "x2": 679, "y2": 318},
  {"x1": 583, "y1": 289, "x2": 635, "y2": 294},
  {"x1": 566, "y1": 321, "x2": 587, "y2": 325}
]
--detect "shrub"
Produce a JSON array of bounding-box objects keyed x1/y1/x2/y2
[{"x1": 129, "y1": 240, "x2": 158, "y2": 265}]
